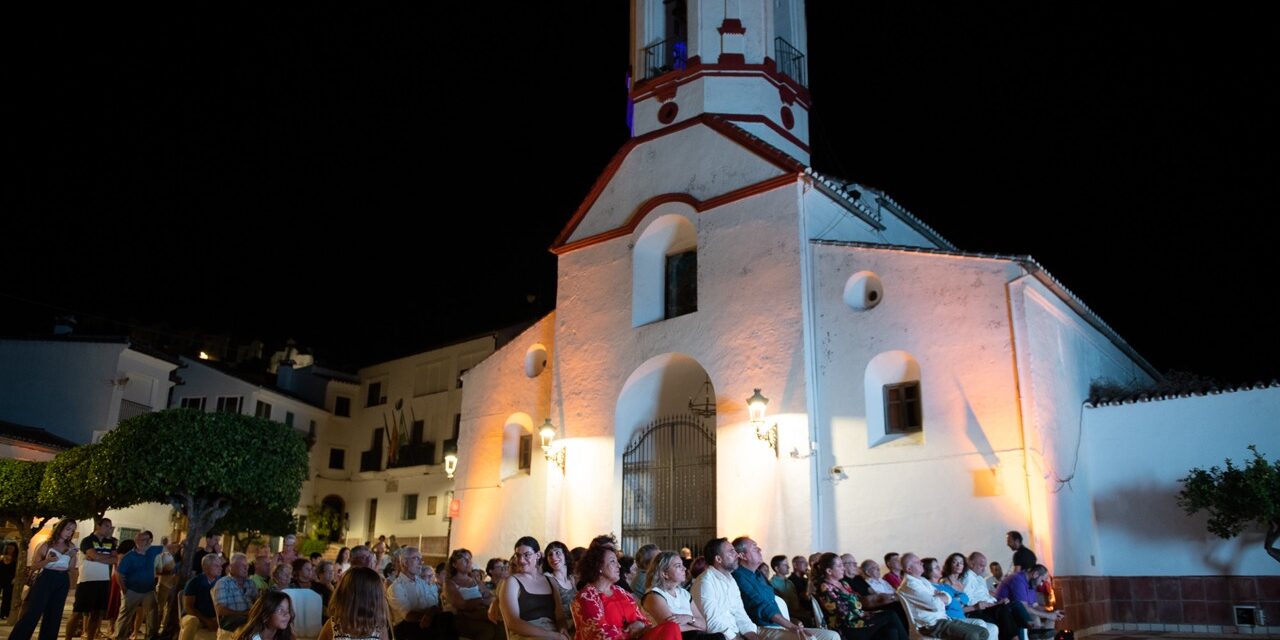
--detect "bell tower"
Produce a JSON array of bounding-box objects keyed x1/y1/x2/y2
[{"x1": 629, "y1": 0, "x2": 810, "y2": 163}]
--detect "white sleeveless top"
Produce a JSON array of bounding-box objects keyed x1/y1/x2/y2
[
  {"x1": 646, "y1": 586, "x2": 693, "y2": 616},
  {"x1": 44, "y1": 546, "x2": 72, "y2": 571}
]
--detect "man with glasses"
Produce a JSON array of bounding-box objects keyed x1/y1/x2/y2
[{"x1": 387, "y1": 547, "x2": 446, "y2": 640}]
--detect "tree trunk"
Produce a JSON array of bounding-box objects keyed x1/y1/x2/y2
[
  {"x1": 1266, "y1": 521, "x2": 1280, "y2": 564},
  {"x1": 174, "y1": 493, "x2": 232, "y2": 586},
  {"x1": 6, "y1": 515, "x2": 49, "y2": 625}
]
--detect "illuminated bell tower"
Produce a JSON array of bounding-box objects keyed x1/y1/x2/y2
[{"x1": 629, "y1": 0, "x2": 810, "y2": 163}]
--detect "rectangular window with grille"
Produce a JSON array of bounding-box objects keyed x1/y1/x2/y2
[
  {"x1": 665, "y1": 250, "x2": 697, "y2": 319},
  {"x1": 255, "y1": 400, "x2": 272, "y2": 419},
  {"x1": 884, "y1": 382, "x2": 923, "y2": 434},
  {"x1": 402, "y1": 494, "x2": 418, "y2": 520},
  {"x1": 334, "y1": 396, "x2": 351, "y2": 417},
  {"x1": 518, "y1": 434, "x2": 533, "y2": 471},
  {"x1": 180, "y1": 397, "x2": 206, "y2": 410}
]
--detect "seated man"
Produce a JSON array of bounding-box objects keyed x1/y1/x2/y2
[
  {"x1": 386, "y1": 547, "x2": 447, "y2": 640},
  {"x1": 768, "y1": 555, "x2": 811, "y2": 628},
  {"x1": 962, "y1": 552, "x2": 1019, "y2": 640},
  {"x1": 846, "y1": 558, "x2": 907, "y2": 631},
  {"x1": 729, "y1": 537, "x2": 839, "y2": 640},
  {"x1": 213, "y1": 553, "x2": 259, "y2": 640},
  {"x1": 788, "y1": 555, "x2": 810, "y2": 600},
  {"x1": 995, "y1": 564, "x2": 1063, "y2": 633},
  {"x1": 897, "y1": 553, "x2": 988, "y2": 640},
  {"x1": 179, "y1": 554, "x2": 223, "y2": 640}
]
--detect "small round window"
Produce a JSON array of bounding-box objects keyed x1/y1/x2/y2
[{"x1": 843, "y1": 271, "x2": 884, "y2": 311}]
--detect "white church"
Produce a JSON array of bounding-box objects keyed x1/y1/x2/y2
[{"x1": 448, "y1": 0, "x2": 1279, "y2": 635}]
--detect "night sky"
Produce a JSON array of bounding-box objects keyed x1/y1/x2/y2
[{"x1": 6, "y1": 4, "x2": 1278, "y2": 382}]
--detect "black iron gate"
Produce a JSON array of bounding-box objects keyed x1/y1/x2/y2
[{"x1": 621, "y1": 414, "x2": 716, "y2": 555}]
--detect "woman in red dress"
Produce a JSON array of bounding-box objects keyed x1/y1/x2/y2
[{"x1": 571, "y1": 536, "x2": 678, "y2": 640}]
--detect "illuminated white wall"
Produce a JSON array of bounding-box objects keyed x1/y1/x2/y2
[
  {"x1": 450, "y1": 316, "x2": 556, "y2": 559},
  {"x1": 810, "y1": 245, "x2": 1034, "y2": 562},
  {"x1": 1007, "y1": 276, "x2": 1155, "y2": 575},
  {"x1": 1081, "y1": 386, "x2": 1280, "y2": 576}
]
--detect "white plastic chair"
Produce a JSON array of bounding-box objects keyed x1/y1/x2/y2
[{"x1": 283, "y1": 588, "x2": 324, "y2": 638}]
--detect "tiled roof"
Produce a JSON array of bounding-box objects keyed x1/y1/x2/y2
[
  {"x1": 0, "y1": 418, "x2": 77, "y2": 451},
  {"x1": 1086, "y1": 380, "x2": 1280, "y2": 408},
  {"x1": 804, "y1": 169, "x2": 958, "y2": 251}
]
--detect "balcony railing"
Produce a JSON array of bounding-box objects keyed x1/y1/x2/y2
[
  {"x1": 641, "y1": 38, "x2": 688, "y2": 82},
  {"x1": 359, "y1": 447, "x2": 382, "y2": 473},
  {"x1": 119, "y1": 399, "x2": 151, "y2": 423},
  {"x1": 774, "y1": 37, "x2": 807, "y2": 88},
  {"x1": 389, "y1": 442, "x2": 437, "y2": 469}
]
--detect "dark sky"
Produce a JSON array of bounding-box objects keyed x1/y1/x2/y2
[{"x1": 6, "y1": 4, "x2": 1278, "y2": 381}]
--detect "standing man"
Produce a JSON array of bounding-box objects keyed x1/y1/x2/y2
[
  {"x1": 115, "y1": 531, "x2": 164, "y2": 640},
  {"x1": 1005, "y1": 532, "x2": 1036, "y2": 574},
  {"x1": 68, "y1": 518, "x2": 117, "y2": 640}
]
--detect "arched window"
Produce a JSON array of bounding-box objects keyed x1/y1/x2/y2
[
  {"x1": 864, "y1": 351, "x2": 923, "y2": 446},
  {"x1": 500, "y1": 413, "x2": 535, "y2": 480},
  {"x1": 633, "y1": 213, "x2": 698, "y2": 327}
]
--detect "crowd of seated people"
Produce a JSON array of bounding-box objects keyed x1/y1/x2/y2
[{"x1": 395, "y1": 528, "x2": 1063, "y2": 640}]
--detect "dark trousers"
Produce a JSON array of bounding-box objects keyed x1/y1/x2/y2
[
  {"x1": 682, "y1": 632, "x2": 727, "y2": 640},
  {"x1": 0, "y1": 572, "x2": 15, "y2": 618},
  {"x1": 10, "y1": 570, "x2": 70, "y2": 640},
  {"x1": 394, "y1": 613, "x2": 458, "y2": 640},
  {"x1": 968, "y1": 603, "x2": 1020, "y2": 640}
]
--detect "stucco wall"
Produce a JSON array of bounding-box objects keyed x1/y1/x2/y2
[{"x1": 1081, "y1": 386, "x2": 1280, "y2": 576}]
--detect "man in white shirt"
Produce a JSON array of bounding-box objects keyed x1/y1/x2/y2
[
  {"x1": 692, "y1": 538, "x2": 758, "y2": 640},
  {"x1": 963, "y1": 552, "x2": 1018, "y2": 639},
  {"x1": 386, "y1": 547, "x2": 443, "y2": 640},
  {"x1": 897, "y1": 554, "x2": 988, "y2": 640}
]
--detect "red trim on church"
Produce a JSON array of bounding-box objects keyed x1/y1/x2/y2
[
  {"x1": 705, "y1": 113, "x2": 810, "y2": 154},
  {"x1": 718, "y1": 19, "x2": 746, "y2": 35},
  {"x1": 632, "y1": 61, "x2": 812, "y2": 108},
  {"x1": 549, "y1": 114, "x2": 808, "y2": 253},
  {"x1": 551, "y1": 174, "x2": 799, "y2": 255}
]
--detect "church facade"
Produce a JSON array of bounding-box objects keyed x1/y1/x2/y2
[{"x1": 449, "y1": 0, "x2": 1279, "y2": 634}]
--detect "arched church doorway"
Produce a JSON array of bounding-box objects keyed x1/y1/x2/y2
[{"x1": 617, "y1": 354, "x2": 716, "y2": 554}]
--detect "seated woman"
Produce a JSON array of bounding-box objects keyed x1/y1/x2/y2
[
  {"x1": 924, "y1": 558, "x2": 998, "y2": 640},
  {"x1": 499, "y1": 537, "x2": 571, "y2": 640},
  {"x1": 316, "y1": 567, "x2": 389, "y2": 640},
  {"x1": 641, "y1": 551, "x2": 723, "y2": 640},
  {"x1": 811, "y1": 552, "x2": 907, "y2": 640},
  {"x1": 445, "y1": 548, "x2": 499, "y2": 640},
  {"x1": 542, "y1": 541, "x2": 578, "y2": 636},
  {"x1": 572, "y1": 535, "x2": 679, "y2": 640}
]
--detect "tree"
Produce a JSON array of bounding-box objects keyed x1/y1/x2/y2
[
  {"x1": 0, "y1": 459, "x2": 49, "y2": 624},
  {"x1": 39, "y1": 443, "x2": 118, "y2": 522},
  {"x1": 218, "y1": 501, "x2": 299, "y2": 554},
  {"x1": 95, "y1": 409, "x2": 309, "y2": 582},
  {"x1": 1178, "y1": 445, "x2": 1280, "y2": 565}
]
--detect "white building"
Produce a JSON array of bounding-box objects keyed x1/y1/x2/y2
[
  {"x1": 449, "y1": 0, "x2": 1280, "y2": 635},
  {"x1": 0, "y1": 336, "x2": 181, "y2": 539}
]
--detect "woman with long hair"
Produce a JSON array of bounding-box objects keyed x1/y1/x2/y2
[
  {"x1": 572, "y1": 535, "x2": 679, "y2": 640},
  {"x1": 335, "y1": 548, "x2": 351, "y2": 582},
  {"x1": 316, "y1": 567, "x2": 391, "y2": 640},
  {"x1": 811, "y1": 552, "x2": 907, "y2": 640},
  {"x1": 9, "y1": 518, "x2": 78, "y2": 640},
  {"x1": 541, "y1": 541, "x2": 576, "y2": 636},
  {"x1": 924, "y1": 558, "x2": 998, "y2": 640},
  {"x1": 640, "y1": 551, "x2": 721, "y2": 640},
  {"x1": 499, "y1": 536, "x2": 570, "y2": 639},
  {"x1": 444, "y1": 548, "x2": 497, "y2": 640},
  {"x1": 939, "y1": 554, "x2": 968, "y2": 593},
  {"x1": 234, "y1": 590, "x2": 296, "y2": 640}
]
